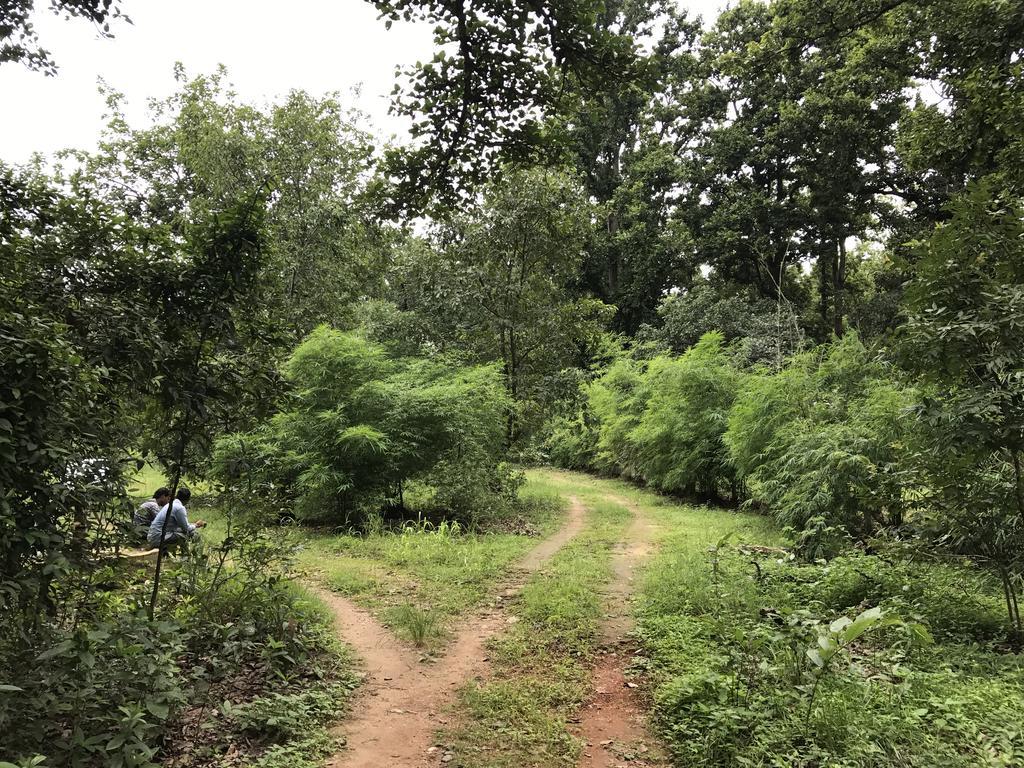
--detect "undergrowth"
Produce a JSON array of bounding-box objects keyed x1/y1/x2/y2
[
  {"x1": 637, "y1": 506, "x2": 1024, "y2": 767},
  {"x1": 0, "y1": 513, "x2": 358, "y2": 768}
]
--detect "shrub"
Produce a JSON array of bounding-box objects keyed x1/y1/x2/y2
[
  {"x1": 787, "y1": 553, "x2": 1009, "y2": 643},
  {"x1": 542, "y1": 410, "x2": 598, "y2": 471},
  {"x1": 629, "y1": 333, "x2": 743, "y2": 500},
  {"x1": 213, "y1": 327, "x2": 516, "y2": 526},
  {"x1": 725, "y1": 335, "x2": 917, "y2": 544},
  {"x1": 0, "y1": 610, "x2": 185, "y2": 768},
  {"x1": 587, "y1": 355, "x2": 650, "y2": 478}
]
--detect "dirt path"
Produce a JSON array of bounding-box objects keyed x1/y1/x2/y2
[
  {"x1": 577, "y1": 494, "x2": 668, "y2": 768},
  {"x1": 319, "y1": 497, "x2": 588, "y2": 768}
]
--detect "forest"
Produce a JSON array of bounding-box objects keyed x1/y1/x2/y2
[{"x1": 1, "y1": 0, "x2": 1023, "y2": 766}]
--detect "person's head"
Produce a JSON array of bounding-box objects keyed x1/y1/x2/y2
[
  {"x1": 176, "y1": 487, "x2": 191, "y2": 504},
  {"x1": 154, "y1": 487, "x2": 171, "y2": 505}
]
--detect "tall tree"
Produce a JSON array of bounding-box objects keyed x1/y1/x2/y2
[
  {"x1": 367, "y1": 0, "x2": 638, "y2": 212},
  {"x1": 679, "y1": 0, "x2": 915, "y2": 336},
  {"x1": 547, "y1": 0, "x2": 701, "y2": 331},
  {"x1": 390, "y1": 167, "x2": 612, "y2": 441},
  {"x1": 68, "y1": 68, "x2": 388, "y2": 340}
]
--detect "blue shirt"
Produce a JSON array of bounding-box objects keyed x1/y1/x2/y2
[{"x1": 147, "y1": 499, "x2": 196, "y2": 547}]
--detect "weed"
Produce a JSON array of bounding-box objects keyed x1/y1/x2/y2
[{"x1": 389, "y1": 603, "x2": 441, "y2": 647}]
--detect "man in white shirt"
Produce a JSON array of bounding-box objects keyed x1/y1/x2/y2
[{"x1": 147, "y1": 487, "x2": 206, "y2": 551}]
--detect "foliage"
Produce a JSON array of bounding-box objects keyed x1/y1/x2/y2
[
  {"x1": 368, "y1": 0, "x2": 638, "y2": 211},
  {"x1": 637, "y1": 280, "x2": 803, "y2": 365},
  {"x1": 629, "y1": 333, "x2": 742, "y2": 499},
  {"x1": 70, "y1": 68, "x2": 387, "y2": 341},
  {"x1": 901, "y1": 183, "x2": 1024, "y2": 637},
  {"x1": 586, "y1": 354, "x2": 649, "y2": 479},
  {"x1": 213, "y1": 327, "x2": 517, "y2": 526},
  {"x1": 0, "y1": 0, "x2": 127, "y2": 74},
  {"x1": 0, "y1": 520, "x2": 352, "y2": 767},
  {"x1": 387, "y1": 167, "x2": 613, "y2": 443},
  {"x1": 725, "y1": 335, "x2": 917, "y2": 544},
  {"x1": 0, "y1": 610, "x2": 184, "y2": 768}
]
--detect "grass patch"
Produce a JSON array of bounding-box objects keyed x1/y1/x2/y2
[
  {"x1": 389, "y1": 602, "x2": 443, "y2": 647},
  {"x1": 631, "y1": 489, "x2": 1024, "y2": 766},
  {"x1": 440, "y1": 473, "x2": 632, "y2": 767},
  {"x1": 296, "y1": 490, "x2": 565, "y2": 646}
]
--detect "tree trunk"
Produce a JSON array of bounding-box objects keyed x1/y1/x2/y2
[
  {"x1": 818, "y1": 245, "x2": 831, "y2": 330},
  {"x1": 833, "y1": 238, "x2": 846, "y2": 337},
  {"x1": 606, "y1": 210, "x2": 620, "y2": 298}
]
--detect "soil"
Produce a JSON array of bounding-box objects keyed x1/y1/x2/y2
[
  {"x1": 318, "y1": 497, "x2": 588, "y2": 768},
  {"x1": 576, "y1": 494, "x2": 668, "y2": 768}
]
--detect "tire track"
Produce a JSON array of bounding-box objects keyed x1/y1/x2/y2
[
  {"x1": 577, "y1": 493, "x2": 667, "y2": 768},
  {"x1": 318, "y1": 496, "x2": 589, "y2": 768}
]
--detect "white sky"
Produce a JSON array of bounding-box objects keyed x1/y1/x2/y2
[{"x1": 1, "y1": 0, "x2": 725, "y2": 165}]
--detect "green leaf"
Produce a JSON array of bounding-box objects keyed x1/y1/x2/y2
[
  {"x1": 828, "y1": 616, "x2": 852, "y2": 634},
  {"x1": 36, "y1": 639, "x2": 75, "y2": 661}
]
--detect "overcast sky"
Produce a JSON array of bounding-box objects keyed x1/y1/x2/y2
[{"x1": 1, "y1": 0, "x2": 725, "y2": 165}]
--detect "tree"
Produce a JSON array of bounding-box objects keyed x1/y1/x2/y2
[
  {"x1": 901, "y1": 184, "x2": 1024, "y2": 639},
  {"x1": 678, "y1": 0, "x2": 915, "y2": 336},
  {"x1": 893, "y1": 0, "x2": 1024, "y2": 201},
  {"x1": 390, "y1": 167, "x2": 613, "y2": 442},
  {"x1": 143, "y1": 194, "x2": 272, "y2": 619},
  {"x1": 636, "y1": 279, "x2": 803, "y2": 365},
  {"x1": 68, "y1": 68, "x2": 387, "y2": 341},
  {"x1": 0, "y1": 161, "x2": 273, "y2": 624},
  {"x1": 367, "y1": 0, "x2": 638, "y2": 211},
  {"x1": 1, "y1": 0, "x2": 127, "y2": 74},
  {"x1": 1, "y1": 163, "x2": 158, "y2": 630},
  {"x1": 545, "y1": 0, "x2": 700, "y2": 331}
]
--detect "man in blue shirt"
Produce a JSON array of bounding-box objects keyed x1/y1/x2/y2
[{"x1": 147, "y1": 487, "x2": 206, "y2": 551}]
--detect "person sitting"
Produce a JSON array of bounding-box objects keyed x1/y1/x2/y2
[
  {"x1": 134, "y1": 487, "x2": 171, "y2": 542},
  {"x1": 147, "y1": 487, "x2": 206, "y2": 552}
]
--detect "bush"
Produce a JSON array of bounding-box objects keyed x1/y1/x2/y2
[
  {"x1": 0, "y1": 523, "x2": 349, "y2": 768},
  {"x1": 725, "y1": 335, "x2": 917, "y2": 544},
  {"x1": 639, "y1": 544, "x2": 1024, "y2": 768},
  {"x1": 213, "y1": 327, "x2": 517, "y2": 526},
  {"x1": 587, "y1": 355, "x2": 650, "y2": 478},
  {"x1": 0, "y1": 611, "x2": 185, "y2": 768},
  {"x1": 629, "y1": 333, "x2": 742, "y2": 499},
  {"x1": 786, "y1": 553, "x2": 1009, "y2": 643},
  {"x1": 581, "y1": 332, "x2": 745, "y2": 501},
  {"x1": 542, "y1": 410, "x2": 598, "y2": 471}
]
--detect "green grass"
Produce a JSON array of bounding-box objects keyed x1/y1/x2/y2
[
  {"x1": 295, "y1": 492, "x2": 564, "y2": 646},
  {"x1": 623, "y1": 484, "x2": 1024, "y2": 767},
  {"x1": 437, "y1": 468, "x2": 780, "y2": 767},
  {"x1": 441, "y1": 482, "x2": 631, "y2": 767}
]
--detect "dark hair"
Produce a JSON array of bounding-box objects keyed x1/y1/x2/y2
[
  {"x1": 176, "y1": 487, "x2": 191, "y2": 503},
  {"x1": 154, "y1": 487, "x2": 171, "y2": 500}
]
